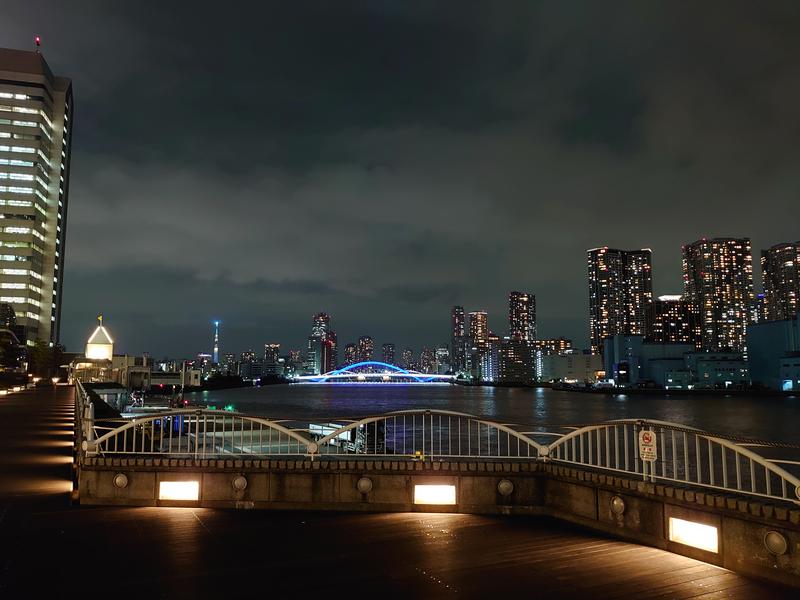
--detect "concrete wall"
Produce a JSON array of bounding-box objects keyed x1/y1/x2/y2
[{"x1": 80, "y1": 457, "x2": 800, "y2": 588}]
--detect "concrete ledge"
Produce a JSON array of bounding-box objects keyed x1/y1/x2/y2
[{"x1": 79, "y1": 458, "x2": 800, "y2": 588}]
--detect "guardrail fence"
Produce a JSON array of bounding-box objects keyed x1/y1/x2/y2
[{"x1": 74, "y1": 385, "x2": 800, "y2": 505}]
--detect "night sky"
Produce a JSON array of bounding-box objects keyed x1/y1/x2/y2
[{"x1": 3, "y1": 1, "x2": 799, "y2": 358}]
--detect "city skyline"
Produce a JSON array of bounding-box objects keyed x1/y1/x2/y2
[{"x1": 1, "y1": 3, "x2": 798, "y2": 357}]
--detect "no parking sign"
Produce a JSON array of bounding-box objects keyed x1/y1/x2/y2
[{"x1": 638, "y1": 429, "x2": 657, "y2": 462}]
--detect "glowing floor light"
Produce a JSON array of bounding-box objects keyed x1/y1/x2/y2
[
  {"x1": 159, "y1": 481, "x2": 199, "y2": 501},
  {"x1": 414, "y1": 484, "x2": 456, "y2": 505},
  {"x1": 668, "y1": 517, "x2": 718, "y2": 553}
]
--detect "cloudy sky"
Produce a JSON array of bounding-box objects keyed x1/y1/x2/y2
[{"x1": 3, "y1": 1, "x2": 799, "y2": 358}]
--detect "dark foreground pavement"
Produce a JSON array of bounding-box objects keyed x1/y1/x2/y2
[{"x1": 0, "y1": 386, "x2": 794, "y2": 598}]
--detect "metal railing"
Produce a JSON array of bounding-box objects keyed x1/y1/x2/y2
[
  {"x1": 547, "y1": 419, "x2": 800, "y2": 505},
  {"x1": 76, "y1": 397, "x2": 800, "y2": 505},
  {"x1": 312, "y1": 410, "x2": 546, "y2": 459}
]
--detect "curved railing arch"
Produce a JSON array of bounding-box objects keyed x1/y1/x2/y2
[
  {"x1": 546, "y1": 419, "x2": 800, "y2": 505},
  {"x1": 89, "y1": 409, "x2": 314, "y2": 458},
  {"x1": 311, "y1": 409, "x2": 546, "y2": 459}
]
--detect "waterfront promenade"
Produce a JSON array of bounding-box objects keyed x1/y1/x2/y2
[{"x1": 0, "y1": 386, "x2": 794, "y2": 597}]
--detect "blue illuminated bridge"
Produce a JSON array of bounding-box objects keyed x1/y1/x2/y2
[{"x1": 294, "y1": 361, "x2": 455, "y2": 384}]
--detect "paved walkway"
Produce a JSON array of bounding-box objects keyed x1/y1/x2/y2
[{"x1": 0, "y1": 386, "x2": 794, "y2": 598}]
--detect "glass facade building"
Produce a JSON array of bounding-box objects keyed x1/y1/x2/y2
[{"x1": 0, "y1": 49, "x2": 72, "y2": 346}]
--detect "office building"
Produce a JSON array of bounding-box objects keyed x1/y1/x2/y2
[
  {"x1": 761, "y1": 242, "x2": 800, "y2": 322},
  {"x1": 0, "y1": 48, "x2": 73, "y2": 346},
  {"x1": 645, "y1": 295, "x2": 701, "y2": 349},
  {"x1": 450, "y1": 306, "x2": 467, "y2": 372},
  {"x1": 587, "y1": 248, "x2": 652, "y2": 355},
  {"x1": 381, "y1": 342, "x2": 395, "y2": 364},
  {"x1": 682, "y1": 238, "x2": 754, "y2": 352}
]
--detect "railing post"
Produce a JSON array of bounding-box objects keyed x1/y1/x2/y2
[{"x1": 84, "y1": 402, "x2": 95, "y2": 443}]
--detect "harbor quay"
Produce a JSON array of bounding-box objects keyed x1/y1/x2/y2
[{"x1": 4, "y1": 385, "x2": 796, "y2": 597}]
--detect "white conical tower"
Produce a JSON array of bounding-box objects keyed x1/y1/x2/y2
[{"x1": 85, "y1": 315, "x2": 114, "y2": 360}]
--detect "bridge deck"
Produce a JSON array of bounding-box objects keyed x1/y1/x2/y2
[{"x1": 0, "y1": 386, "x2": 794, "y2": 598}]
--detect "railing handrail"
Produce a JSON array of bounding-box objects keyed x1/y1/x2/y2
[
  {"x1": 90, "y1": 410, "x2": 313, "y2": 450},
  {"x1": 77, "y1": 405, "x2": 800, "y2": 504}
]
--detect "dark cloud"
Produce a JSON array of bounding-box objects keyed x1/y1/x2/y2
[{"x1": 3, "y1": 1, "x2": 800, "y2": 356}]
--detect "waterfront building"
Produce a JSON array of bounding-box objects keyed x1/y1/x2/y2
[
  {"x1": 222, "y1": 352, "x2": 237, "y2": 375},
  {"x1": 468, "y1": 310, "x2": 488, "y2": 350},
  {"x1": 381, "y1": 342, "x2": 395, "y2": 364},
  {"x1": 684, "y1": 351, "x2": 748, "y2": 389},
  {"x1": 0, "y1": 48, "x2": 73, "y2": 346},
  {"x1": 324, "y1": 330, "x2": 337, "y2": 372},
  {"x1": 645, "y1": 295, "x2": 702, "y2": 349},
  {"x1": 450, "y1": 306, "x2": 467, "y2": 372},
  {"x1": 342, "y1": 343, "x2": 356, "y2": 366},
  {"x1": 747, "y1": 314, "x2": 800, "y2": 390},
  {"x1": 508, "y1": 291, "x2": 536, "y2": 341},
  {"x1": 420, "y1": 347, "x2": 435, "y2": 373},
  {"x1": 435, "y1": 345, "x2": 450, "y2": 374},
  {"x1": 305, "y1": 336, "x2": 322, "y2": 375},
  {"x1": 533, "y1": 337, "x2": 573, "y2": 380},
  {"x1": 682, "y1": 238, "x2": 754, "y2": 353},
  {"x1": 761, "y1": 242, "x2": 800, "y2": 322},
  {"x1": 356, "y1": 335, "x2": 374, "y2": 362},
  {"x1": 603, "y1": 334, "x2": 694, "y2": 387},
  {"x1": 263, "y1": 343, "x2": 280, "y2": 375},
  {"x1": 539, "y1": 351, "x2": 602, "y2": 384},
  {"x1": 401, "y1": 347, "x2": 413, "y2": 369},
  {"x1": 587, "y1": 248, "x2": 652, "y2": 355},
  {"x1": 478, "y1": 342, "x2": 500, "y2": 382},
  {"x1": 499, "y1": 338, "x2": 534, "y2": 384}
]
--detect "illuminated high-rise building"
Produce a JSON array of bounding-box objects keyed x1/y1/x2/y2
[
  {"x1": 682, "y1": 237, "x2": 754, "y2": 353},
  {"x1": 401, "y1": 347, "x2": 413, "y2": 369},
  {"x1": 761, "y1": 242, "x2": 800, "y2": 322},
  {"x1": 381, "y1": 342, "x2": 395, "y2": 364},
  {"x1": 311, "y1": 312, "x2": 330, "y2": 338},
  {"x1": 587, "y1": 247, "x2": 652, "y2": 354},
  {"x1": 343, "y1": 343, "x2": 357, "y2": 366},
  {"x1": 450, "y1": 306, "x2": 466, "y2": 372},
  {"x1": 0, "y1": 48, "x2": 73, "y2": 346},
  {"x1": 420, "y1": 347, "x2": 435, "y2": 372},
  {"x1": 645, "y1": 295, "x2": 701, "y2": 349},
  {"x1": 468, "y1": 311, "x2": 488, "y2": 350},
  {"x1": 356, "y1": 335, "x2": 374, "y2": 362},
  {"x1": 508, "y1": 291, "x2": 536, "y2": 341}
]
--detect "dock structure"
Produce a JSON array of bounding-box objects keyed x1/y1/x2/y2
[{"x1": 0, "y1": 384, "x2": 797, "y2": 596}]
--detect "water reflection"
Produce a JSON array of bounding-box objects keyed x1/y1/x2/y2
[{"x1": 185, "y1": 385, "x2": 800, "y2": 444}]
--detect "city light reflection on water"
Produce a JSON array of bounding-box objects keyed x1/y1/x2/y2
[{"x1": 186, "y1": 385, "x2": 800, "y2": 443}]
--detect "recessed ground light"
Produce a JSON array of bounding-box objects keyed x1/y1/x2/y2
[
  {"x1": 159, "y1": 481, "x2": 199, "y2": 501},
  {"x1": 414, "y1": 484, "x2": 456, "y2": 505},
  {"x1": 668, "y1": 517, "x2": 718, "y2": 553}
]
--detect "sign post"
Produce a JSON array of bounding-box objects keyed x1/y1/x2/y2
[{"x1": 638, "y1": 428, "x2": 657, "y2": 481}]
